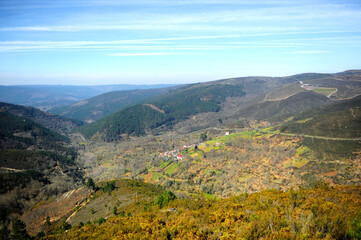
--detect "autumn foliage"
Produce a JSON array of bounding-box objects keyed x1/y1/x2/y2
[{"x1": 44, "y1": 184, "x2": 361, "y2": 239}]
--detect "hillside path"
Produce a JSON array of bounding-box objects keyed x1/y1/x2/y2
[{"x1": 262, "y1": 130, "x2": 361, "y2": 141}]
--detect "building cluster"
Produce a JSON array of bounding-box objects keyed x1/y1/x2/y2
[
  {"x1": 158, "y1": 132, "x2": 231, "y2": 162},
  {"x1": 159, "y1": 144, "x2": 196, "y2": 161}
]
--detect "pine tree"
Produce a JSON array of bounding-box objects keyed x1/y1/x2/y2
[
  {"x1": 86, "y1": 178, "x2": 96, "y2": 191},
  {"x1": 10, "y1": 220, "x2": 30, "y2": 240}
]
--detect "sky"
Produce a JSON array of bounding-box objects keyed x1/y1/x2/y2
[{"x1": 0, "y1": 0, "x2": 360, "y2": 85}]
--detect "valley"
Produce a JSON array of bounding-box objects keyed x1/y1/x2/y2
[{"x1": 1, "y1": 70, "x2": 361, "y2": 239}]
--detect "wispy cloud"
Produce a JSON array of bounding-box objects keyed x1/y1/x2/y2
[
  {"x1": 107, "y1": 53, "x2": 172, "y2": 56},
  {"x1": 1, "y1": 3, "x2": 360, "y2": 33},
  {"x1": 287, "y1": 50, "x2": 329, "y2": 54},
  {"x1": 2, "y1": 32, "x2": 358, "y2": 53},
  {"x1": 0, "y1": 0, "x2": 315, "y2": 10}
]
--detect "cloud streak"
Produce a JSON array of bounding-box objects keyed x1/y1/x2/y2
[
  {"x1": 1, "y1": 3, "x2": 360, "y2": 33},
  {"x1": 2, "y1": 32, "x2": 359, "y2": 53},
  {"x1": 287, "y1": 50, "x2": 329, "y2": 54},
  {"x1": 107, "y1": 53, "x2": 172, "y2": 56}
]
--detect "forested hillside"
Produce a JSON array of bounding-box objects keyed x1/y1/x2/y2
[
  {"x1": 50, "y1": 87, "x2": 172, "y2": 123},
  {"x1": 76, "y1": 70, "x2": 361, "y2": 141},
  {"x1": 78, "y1": 84, "x2": 246, "y2": 141},
  {"x1": 0, "y1": 111, "x2": 83, "y2": 229},
  {"x1": 0, "y1": 102, "x2": 83, "y2": 135}
]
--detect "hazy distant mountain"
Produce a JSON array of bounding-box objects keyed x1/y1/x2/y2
[{"x1": 0, "y1": 84, "x2": 176, "y2": 111}]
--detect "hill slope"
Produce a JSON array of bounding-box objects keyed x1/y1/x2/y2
[
  {"x1": 0, "y1": 102, "x2": 83, "y2": 135},
  {"x1": 74, "y1": 93, "x2": 361, "y2": 198},
  {"x1": 50, "y1": 87, "x2": 172, "y2": 123},
  {"x1": 44, "y1": 184, "x2": 361, "y2": 240},
  {"x1": 0, "y1": 112, "x2": 82, "y2": 227},
  {"x1": 237, "y1": 91, "x2": 331, "y2": 120},
  {"x1": 280, "y1": 95, "x2": 361, "y2": 138},
  {"x1": 78, "y1": 83, "x2": 247, "y2": 141},
  {"x1": 77, "y1": 70, "x2": 361, "y2": 141}
]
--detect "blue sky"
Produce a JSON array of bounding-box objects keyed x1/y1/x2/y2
[{"x1": 0, "y1": 0, "x2": 360, "y2": 85}]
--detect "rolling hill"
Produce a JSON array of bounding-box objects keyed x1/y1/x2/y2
[
  {"x1": 43, "y1": 184, "x2": 361, "y2": 240},
  {"x1": 236, "y1": 91, "x2": 331, "y2": 121},
  {"x1": 0, "y1": 111, "x2": 83, "y2": 228},
  {"x1": 76, "y1": 70, "x2": 361, "y2": 141},
  {"x1": 50, "y1": 87, "x2": 173, "y2": 123},
  {"x1": 279, "y1": 94, "x2": 361, "y2": 139},
  {"x1": 0, "y1": 84, "x2": 175, "y2": 111},
  {"x1": 3, "y1": 69, "x2": 361, "y2": 238},
  {"x1": 0, "y1": 102, "x2": 83, "y2": 135},
  {"x1": 71, "y1": 71, "x2": 361, "y2": 200},
  {"x1": 78, "y1": 83, "x2": 247, "y2": 141}
]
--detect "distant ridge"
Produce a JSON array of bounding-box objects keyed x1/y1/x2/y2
[
  {"x1": 76, "y1": 69, "x2": 361, "y2": 141},
  {"x1": 50, "y1": 87, "x2": 174, "y2": 122},
  {"x1": 0, "y1": 84, "x2": 176, "y2": 110}
]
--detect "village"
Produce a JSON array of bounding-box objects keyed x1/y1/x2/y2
[{"x1": 158, "y1": 131, "x2": 231, "y2": 162}]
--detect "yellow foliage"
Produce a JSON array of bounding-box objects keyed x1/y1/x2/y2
[{"x1": 44, "y1": 185, "x2": 361, "y2": 240}]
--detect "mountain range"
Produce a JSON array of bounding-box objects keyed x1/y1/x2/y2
[{"x1": 1, "y1": 70, "x2": 361, "y2": 238}]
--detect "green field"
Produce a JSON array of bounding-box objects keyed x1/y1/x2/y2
[{"x1": 312, "y1": 88, "x2": 336, "y2": 96}]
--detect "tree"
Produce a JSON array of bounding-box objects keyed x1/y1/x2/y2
[
  {"x1": 86, "y1": 178, "x2": 96, "y2": 191},
  {"x1": 10, "y1": 220, "x2": 30, "y2": 240},
  {"x1": 200, "y1": 133, "x2": 207, "y2": 141},
  {"x1": 0, "y1": 226, "x2": 10, "y2": 240},
  {"x1": 156, "y1": 191, "x2": 177, "y2": 208},
  {"x1": 61, "y1": 221, "x2": 72, "y2": 231},
  {"x1": 348, "y1": 212, "x2": 361, "y2": 239},
  {"x1": 98, "y1": 218, "x2": 106, "y2": 225},
  {"x1": 113, "y1": 206, "x2": 117, "y2": 215},
  {"x1": 36, "y1": 231, "x2": 45, "y2": 238},
  {"x1": 90, "y1": 208, "x2": 95, "y2": 214},
  {"x1": 101, "y1": 181, "x2": 116, "y2": 195},
  {"x1": 45, "y1": 215, "x2": 51, "y2": 226}
]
